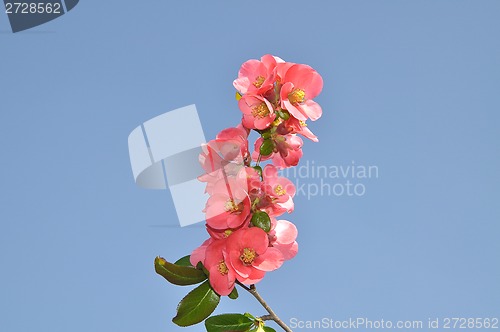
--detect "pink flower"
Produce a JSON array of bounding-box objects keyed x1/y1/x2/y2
[
  {"x1": 199, "y1": 125, "x2": 251, "y2": 195},
  {"x1": 204, "y1": 239, "x2": 236, "y2": 296},
  {"x1": 238, "y1": 94, "x2": 276, "y2": 130},
  {"x1": 199, "y1": 125, "x2": 249, "y2": 179},
  {"x1": 206, "y1": 224, "x2": 242, "y2": 240},
  {"x1": 205, "y1": 176, "x2": 251, "y2": 230},
  {"x1": 277, "y1": 117, "x2": 319, "y2": 142},
  {"x1": 269, "y1": 219, "x2": 298, "y2": 261},
  {"x1": 236, "y1": 166, "x2": 263, "y2": 200},
  {"x1": 262, "y1": 165, "x2": 296, "y2": 204},
  {"x1": 280, "y1": 64, "x2": 323, "y2": 121},
  {"x1": 199, "y1": 140, "x2": 224, "y2": 175},
  {"x1": 272, "y1": 134, "x2": 303, "y2": 168},
  {"x1": 227, "y1": 227, "x2": 284, "y2": 285},
  {"x1": 190, "y1": 238, "x2": 213, "y2": 267},
  {"x1": 233, "y1": 56, "x2": 276, "y2": 95},
  {"x1": 204, "y1": 196, "x2": 250, "y2": 230},
  {"x1": 212, "y1": 126, "x2": 250, "y2": 165},
  {"x1": 253, "y1": 134, "x2": 303, "y2": 169}
]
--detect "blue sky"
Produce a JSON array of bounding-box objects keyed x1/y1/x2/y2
[{"x1": 1, "y1": 1, "x2": 499, "y2": 331}]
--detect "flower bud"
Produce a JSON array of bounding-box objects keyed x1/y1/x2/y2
[{"x1": 278, "y1": 110, "x2": 290, "y2": 120}]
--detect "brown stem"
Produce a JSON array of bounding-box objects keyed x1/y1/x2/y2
[
  {"x1": 236, "y1": 281, "x2": 293, "y2": 332},
  {"x1": 256, "y1": 153, "x2": 262, "y2": 166}
]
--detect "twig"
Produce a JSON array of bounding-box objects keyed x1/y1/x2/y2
[{"x1": 236, "y1": 281, "x2": 293, "y2": 332}]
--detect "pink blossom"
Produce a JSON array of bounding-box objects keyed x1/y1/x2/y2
[
  {"x1": 212, "y1": 126, "x2": 250, "y2": 164},
  {"x1": 253, "y1": 134, "x2": 303, "y2": 169},
  {"x1": 262, "y1": 165, "x2": 296, "y2": 204},
  {"x1": 198, "y1": 126, "x2": 249, "y2": 181},
  {"x1": 190, "y1": 238, "x2": 213, "y2": 266},
  {"x1": 269, "y1": 219, "x2": 298, "y2": 260},
  {"x1": 236, "y1": 166, "x2": 263, "y2": 200},
  {"x1": 277, "y1": 117, "x2": 319, "y2": 142},
  {"x1": 204, "y1": 239, "x2": 236, "y2": 296},
  {"x1": 280, "y1": 64, "x2": 323, "y2": 121},
  {"x1": 227, "y1": 227, "x2": 284, "y2": 284},
  {"x1": 233, "y1": 56, "x2": 276, "y2": 95},
  {"x1": 238, "y1": 94, "x2": 276, "y2": 130},
  {"x1": 205, "y1": 176, "x2": 251, "y2": 230},
  {"x1": 272, "y1": 134, "x2": 303, "y2": 168}
]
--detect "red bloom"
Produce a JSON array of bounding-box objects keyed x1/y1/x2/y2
[
  {"x1": 280, "y1": 64, "x2": 323, "y2": 121},
  {"x1": 204, "y1": 239, "x2": 236, "y2": 296},
  {"x1": 233, "y1": 55, "x2": 277, "y2": 95},
  {"x1": 227, "y1": 227, "x2": 284, "y2": 285}
]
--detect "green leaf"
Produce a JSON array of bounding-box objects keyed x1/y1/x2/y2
[
  {"x1": 205, "y1": 313, "x2": 255, "y2": 332},
  {"x1": 173, "y1": 280, "x2": 220, "y2": 327},
  {"x1": 263, "y1": 327, "x2": 277, "y2": 332},
  {"x1": 155, "y1": 256, "x2": 207, "y2": 286},
  {"x1": 228, "y1": 287, "x2": 238, "y2": 300},
  {"x1": 244, "y1": 313, "x2": 256, "y2": 320},
  {"x1": 174, "y1": 255, "x2": 193, "y2": 267},
  {"x1": 252, "y1": 165, "x2": 263, "y2": 178},
  {"x1": 251, "y1": 211, "x2": 271, "y2": 233},
  {"x1": 259, "y1": 139, "x2": 274, "y2": 156}
]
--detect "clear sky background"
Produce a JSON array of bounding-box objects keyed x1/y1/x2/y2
[{"x1": 1, "y1": 1, "x2": 499, "y2": 331}]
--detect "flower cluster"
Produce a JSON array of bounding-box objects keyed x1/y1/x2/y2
[{"x1": 191, "y1": 55, "x2": 323, "y2": 296}]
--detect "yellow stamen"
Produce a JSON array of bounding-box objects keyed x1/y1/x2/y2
[
  {"x1": 299, "y1": 120, "x2": 307, "y2": 127},
  {"x1": 274, "y1": 184, "x2": 286, "y2": 196},
  {"x1": 224, "y1": 229, "x2": 233, "y2": 238},
  {"x1": 240, "y1": 248, "x2": 256, "y2": 265},
  {"x1": 217, "y1": 261, "x2": 229, "y2": 275},
  {"x1": 253, "y1": 76, "x2": 265, "y2": 88},
  {"x1": 288, "y1": 88, "x2": 306, "y2": 104},
  {"x1": 251, "y1": 102, "x2": 270, "y2": 118},
  {"x1": 224, "y1": 200, "x2": 240, "y2": 213},
  {"x1": 272, "y1": 117, "x2": 282, "y2": 126}
]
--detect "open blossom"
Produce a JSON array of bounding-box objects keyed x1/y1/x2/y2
[
  {"x1": 204, "y1": 239, "x2": 236, "y2": 296},
  {"x1": 190, "y1": 238, "x2": 213, "y2": 267},
  {"x1": 227, "y1": 227, "x2": 284, "y2": 284},
  {"x1": 269, "y1": 219, "x2": 298, "y2": 260},
  {"x1": 199, "y1": 125, "x2": 250, "y2": 195},
  {"x1": 205, "y1": 176, "x2": 251, "y2": 230},
  {"x1": 280, "y1": 64, "x2": 323, "y2": 121},
  {"x1": 239, "y1": 94, "x2": 276, "y2": 130},
  {"x1": 262, "y1": 165, "x2": 296, "y2": 204},
  {"x1": 198, "y1": 126, "x2": 249, "y2": 176},
  {"x1": 233, "y1": 55, "x2": 279, "y2": 95},
  {"x1": 212, "y1": 125, "x2": 250, "y2": 164}
]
